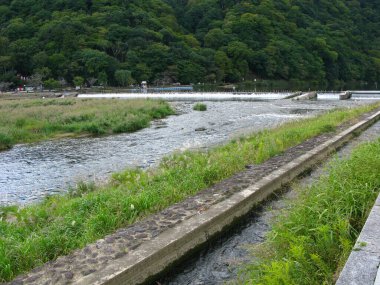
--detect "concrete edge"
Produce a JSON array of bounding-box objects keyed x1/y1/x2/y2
[
  {"x1": 284, "y1": 91, "x2": 302, "y2": 99},
  {"x1": 339, "y1": 91, "x2": 352, "y2": 100},
  {"x1": 336, "y1": 193, "x2": 380, "y2": 285},
  {"x1": 74, "y1": 110, "x2": 380, "y2": 285},
  {"x1": 292, "y1": 91, "x2": 317, "y2": 101},
  {"x1": 375, "y1": 267, "x2": 380, "y2": 285}
]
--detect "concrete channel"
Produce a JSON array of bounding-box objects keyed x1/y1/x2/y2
[
  {"x1": 8, "y1": 107, "x2": 380, "y2": 285},
  {"x1": 162, "y1": 112, "x2": 380, "y2": 284}
]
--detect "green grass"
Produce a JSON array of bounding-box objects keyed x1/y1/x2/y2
[
  {"x1": 240, "y1": 139, "x2": 380, "y2": 285},
  {"x1": 0, "y1": 98, "x2": 175, "y2": 150},
  {"x1": 193, "y1": 103, "x2": 207, "y2": 111},
  {"x1": 0, "y1": 103, "x2": 379, "y2": 282}
]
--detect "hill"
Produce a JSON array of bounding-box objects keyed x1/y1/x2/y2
[{"x1": 0, "y1": 0, "x2": 379, "y2": 89}]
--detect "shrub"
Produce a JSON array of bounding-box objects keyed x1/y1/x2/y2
[
  {"x1": 0, "y1": 133, "x2": 13, "y2": 150},
  {"x1": 193, "y1": 103, "x2": 207, "y2": 111}
]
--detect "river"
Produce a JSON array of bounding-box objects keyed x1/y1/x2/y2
[{"x1": 0, "y1": 99, "x2": 374, "y2": 206}]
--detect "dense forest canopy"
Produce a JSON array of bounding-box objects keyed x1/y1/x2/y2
[{"x1": 0, "y1": 0, "x2": 379, "y2": 89}]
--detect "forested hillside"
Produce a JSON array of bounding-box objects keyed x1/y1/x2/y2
[{"x1": 0, "y1": 0, "x2": 379, "y2": 89}]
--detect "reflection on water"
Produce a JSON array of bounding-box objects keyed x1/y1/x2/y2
[{"x1": 0, "y1": 99, "x2": 372, "y2": 205}]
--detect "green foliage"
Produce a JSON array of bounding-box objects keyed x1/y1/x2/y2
[
  {"x1": 0, "y1": 0, "x2": 379, "y2": 89},
  {"x1": 43, "y1": 78, "x2": 60, "y2": 90},
  {"x1": 114, "y1": 69, "x2": 134, "y2": 87},
  {"x1": 193, "y1": 103, "x2": 207, "y2": 111},
  {"x1": 0, "y1": 103, "x2": 378, "y2": 282},
  {"x1": 242, "y1": 139, "x2": 380, "y2": 284},
  {"x1": 73, "y1": 76, "x2": 84, "y2": 87},
  {"x1": 0, "y1": 133, "x2": 13, "y2": 150}
]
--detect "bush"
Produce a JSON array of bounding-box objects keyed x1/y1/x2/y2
[
  {"x1": 81, "y1": 123, "x2": 106, "y2": 135},
  {"x1": 112, "y1": 116, "x2": 150, "y2": 133},
  {"x1": 243, "y1": 139, "x2": 380, "y2": 284},
  {"x1": 193, "y1": 103, "x2": 207, "y2": 111},
  {"x1": 43, "y1": 79, "x2": 60, "y2": 90},
  {"x1": 0, "y1": 133, "x2": 13, "y2": 150}
]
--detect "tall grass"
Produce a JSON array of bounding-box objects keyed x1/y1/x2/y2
[
  {"x1": 0, "y1": 103, "x2": 379, "y2": 282},
  {"x1": 241, "y1": 139, "x2": 380, "y2": 285},
  {"x1": 0, "y1": 98, "x2": 174, "y2": 150}
]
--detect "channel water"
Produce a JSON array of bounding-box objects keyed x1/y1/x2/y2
[
  {"x1": 158, "y1": 114, "x2": 380, "y2": 285},
  {"x1": 0, "y1": 99, "x2": 375, "y2": 205}
]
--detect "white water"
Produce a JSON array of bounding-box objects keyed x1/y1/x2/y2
[{"x1": 77, "y1": 92, "x2": 292, "y2": 101}]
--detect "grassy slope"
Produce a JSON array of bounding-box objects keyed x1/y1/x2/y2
[
  {"x1": 0, "y1": 98, "x2": 175, "y2": 151},
  {"x1": 0, "y1": 103, "x2": 379, "y2": 281},
  {"x1": 241, "y1": 139, "x2": 380, "y2": 284}
]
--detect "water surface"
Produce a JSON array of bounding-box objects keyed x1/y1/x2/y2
[{"x1": 0, "y1": 99, "x2": 372, "y2": 205}]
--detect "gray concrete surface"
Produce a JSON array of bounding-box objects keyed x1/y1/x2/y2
[
  {"x1": 283, "y1": 91, "x2": 302, "y2": 99},
  {"x1": 292, "y1": 91, "x2": 317, "y2": 100},
  {"x1": 375, "y1": 267, "x2": 380, "y2": 285},
  {"x1": 339, "y1": 91, "x2": 352, "y2": 100},
  {"x1": 336, "y1": 194, "x2": 380, "y2": 285}
]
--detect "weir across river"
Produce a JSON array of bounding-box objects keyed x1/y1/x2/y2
[{"x1": 77, "y1": 90, "x2": 380, "y2": 101}]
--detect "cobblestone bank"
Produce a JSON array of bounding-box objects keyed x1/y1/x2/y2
[{"x1": 8, "y1": 108, "x2": 380, "y2": 285}]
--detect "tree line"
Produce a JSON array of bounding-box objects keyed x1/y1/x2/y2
[{"x1": 0, "y1": 0, "x2": 379, "y2": 90}]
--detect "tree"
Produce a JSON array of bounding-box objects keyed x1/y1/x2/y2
[
  {"x1": 204, "y1": 29, "x2": 229, "y2": 49},
  {"x1": 98, "y1": 72, "x2": 108, "y2": 86},
  {"x1": 0, "y1": 0, "x2": 378, "y2": 87},
  {"x1": 27, "y1": 73, "x2": 43, "y2": 88},
  {"x1": 76, "y1": 49, "x2": 117, "y2": 82},
  {"x1": 86, "y1": 0, "x2": 92, "y2": 14},
  {"x1": 115, "y1": 70, "x2": 134, "y2": 87},
  {"x1": 87, "y1": 77, "x2": 97, "y2": 87},
  {"x1": 73, "y1": 76, "x2": 84, "y2": 87},
  {"x1": 43, "y1": 78, "x2": 60, "y2": 90},
  {"x1": 214, "y1": 51, "x2": 232, "y2": 82},
  {"x1": 0, "y1": 82, "x2": 12, "y2": 92}
]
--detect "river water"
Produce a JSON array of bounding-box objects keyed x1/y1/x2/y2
[{"x1": 0, "y1": 99, "x2": 375, "y2": 206}]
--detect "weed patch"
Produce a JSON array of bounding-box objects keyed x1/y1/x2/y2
[
  {"x1": 193, "y1": 103, "x2": 207, "y2": 111},
  {"x1": 241, "y1": 139, "x2": 380, "y2": 284},
  {"x1": 0, "y1": 133, "x2": 13, "y2": 150}
]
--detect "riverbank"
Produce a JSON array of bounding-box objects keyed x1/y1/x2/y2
[
  {"x1": 0, "y1": 98, "x2": 174, "y2": 151},
  {"x1": 1, "y1": 103, "x2": 379, "y2": 282},
  {"x1": 241, "y1": 138, "x2": 380, "y2": 284}
]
